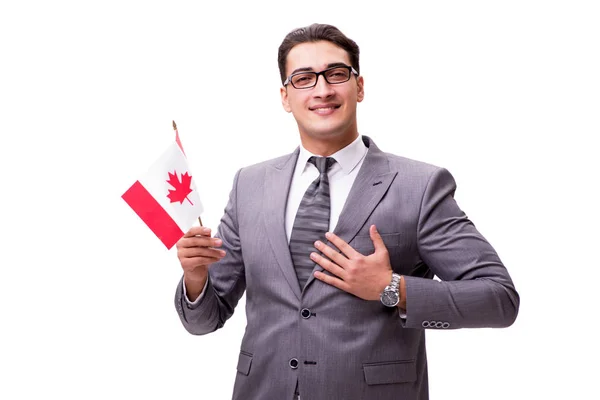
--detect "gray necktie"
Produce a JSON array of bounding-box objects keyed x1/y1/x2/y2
[{"x1": 289, "y1": 156, "x2": 336, "y2": 290}]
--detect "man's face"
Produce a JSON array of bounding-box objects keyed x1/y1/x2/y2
[{"x1": 280, "y1": 41, "x2": 364, "y2": 143}]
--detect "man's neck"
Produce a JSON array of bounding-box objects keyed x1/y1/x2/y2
[{"x1": 300, "y1": 133, "x2": 359, "y2": 157}]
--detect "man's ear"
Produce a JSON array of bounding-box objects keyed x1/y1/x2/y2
[
  {"x1": 280, "y1": 86, "x2": 292, "y2": 112},
  {"x1": 357, "y1": 75, "x2": 365, "y2": 103}
]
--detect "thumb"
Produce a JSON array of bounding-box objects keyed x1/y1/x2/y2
[{"x1": 370, "y1": 225, "x2": 386, "y2": 252}]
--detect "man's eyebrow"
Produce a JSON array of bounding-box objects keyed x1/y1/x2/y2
[
  {"x1": 290, "y1": 67, "x2": 314, "y2": 75},
  {"x1": 325, "y1": 62, "x2": 349, "y2": 69},
  {"x1": 289, "y1": 62, "x2": 350, "y2": 75}
]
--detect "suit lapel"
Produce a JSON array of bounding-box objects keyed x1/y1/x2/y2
[
  {"x1": 263, "y1": 148, "x2": 302, "y2": 300},
  {"x1": 304, "y1": 137, "x2": 397, "y2": 289}
]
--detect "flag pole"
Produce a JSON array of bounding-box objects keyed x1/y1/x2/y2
[{"x1": 173, "y1": 120, "x2": 203, "y2": 227}]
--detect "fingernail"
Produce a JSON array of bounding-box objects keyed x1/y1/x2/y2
[
  {"x1": 310, "y1": 252, "x2": 318, "y2": 260},
  {"x1": 314, "y1": 241, "x2": 322, "y2": 248},
  {"x1": 325, "y1": 232, "x2": 332, "y2": 239},
  {"x1": 214, "y1": 239, "x2": 222, "y2": 245}
]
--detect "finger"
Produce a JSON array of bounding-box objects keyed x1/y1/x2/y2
[
  {"x1": 179, "y1": 246, "x2": 226, "y2": 259},
  {"x1": 314, "y1": 270, "x2": 351, "y2": 292},
  {"x1": 310, "y1": 252, "x2": 347, "y2": 279},
  {"x1": 324, "y1": 232, "x2": 361, "y2": 259},
  {"x1": 184, "y1": 226, "x2": 211, "y2": 238},
  {"x1": 369, "y1": 225, "x2": 387, "y2": 253},
  {"x1": 180, "y1": 255, "x2": 222, "y2": 270},
  {"x1": 179, "y1": 236, "x2": 223, "y2": 249},
  {"x1": 314, "y1": 240, "x2": 348, "y2": 267}
]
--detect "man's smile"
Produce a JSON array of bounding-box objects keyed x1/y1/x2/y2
[{"x1": 309, "y1": 103, "x2": 341, "y2": 115}]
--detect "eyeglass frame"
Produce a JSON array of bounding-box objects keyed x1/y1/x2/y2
[{"x1": 283, "y1": 65, "x2": 359, "y2": 89}]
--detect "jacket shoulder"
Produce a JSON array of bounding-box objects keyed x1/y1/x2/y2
[
  {"x1": 235, "y1": 151, "x2": 296, "y2": 181},
  {"x1": 383, "y1": 152, "x2": 444, "y2": 176}
]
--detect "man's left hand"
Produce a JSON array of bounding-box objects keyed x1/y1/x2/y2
[{"x1": 312, "y1": 225, "x2": 392, "y2": 301}]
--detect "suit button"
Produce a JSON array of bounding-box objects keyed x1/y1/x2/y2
[
  {"x1": 289, "y1": 358, "x2": 299, "y2": 369},
  {"x1": 435, "y1": 321, "x2": 443, "y2": 328},
  {"x1": 442, "y1": 322, "x2": 450, "y2": 329},
  {"x1": 422, "y1": 321, "x2": 429, "y2": 328},
  {"x1": 301, "y1": 308, "x2": 311, "y2": 319}
]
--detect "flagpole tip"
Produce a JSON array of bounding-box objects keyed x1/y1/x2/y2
[{"x1": 172, "y1": 120, "x2": 177, "y2": 130}]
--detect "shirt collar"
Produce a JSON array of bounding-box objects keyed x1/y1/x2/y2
[{"x1": 297, "y1": 135, "x2": 367, "y2": 175}]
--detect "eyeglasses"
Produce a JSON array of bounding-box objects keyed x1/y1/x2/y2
[{"x1": 283, "y1": 65, "x2": 358, "y2": 89}]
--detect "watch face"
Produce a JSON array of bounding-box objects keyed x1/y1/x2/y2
[{"x1": 381, "y1": 290, "x2": 399, "y2": 307}]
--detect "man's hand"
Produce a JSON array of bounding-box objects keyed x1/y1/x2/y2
[
  {"x1": 312, "y1": 225, "x2": 392, "y2": 302},
  {"x1": 176, "y1": 226, "x2": 226, "y2": 301}
]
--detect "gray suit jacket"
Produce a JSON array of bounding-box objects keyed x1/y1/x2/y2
[{"x1": 175, "y1": 136, "x2": 519, "y2": 400}]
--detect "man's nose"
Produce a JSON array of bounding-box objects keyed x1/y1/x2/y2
[{"x1": 312, "y1": 75, "x2": 335, "y2": 97}]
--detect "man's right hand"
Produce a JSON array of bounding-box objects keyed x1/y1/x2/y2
[{"x1": 176, "y1": 226, "x2": 226, "y2": 302}]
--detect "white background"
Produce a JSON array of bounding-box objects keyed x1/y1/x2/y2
[{"x1": 1, "y1": 1, "x2": 598, "y2": 399}]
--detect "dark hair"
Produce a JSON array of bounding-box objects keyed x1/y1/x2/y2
[{"x1": 277, "y1": 23, "x2": 360, "y2": 85}]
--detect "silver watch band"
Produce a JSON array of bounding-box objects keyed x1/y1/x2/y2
[{"x1": 389, "y1": 273, "x2": 401, "y2": 290}]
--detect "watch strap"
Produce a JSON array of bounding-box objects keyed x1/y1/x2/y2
[{"x1": 389, "y1": 273, "x2": 401, "y2": 290}]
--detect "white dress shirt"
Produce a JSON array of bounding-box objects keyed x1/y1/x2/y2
[{"x1": 185, "y1": 135, "x2": 368, "y2": 305}]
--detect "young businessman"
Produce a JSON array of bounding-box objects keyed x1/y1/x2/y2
[{"x1": 174, "y1": 23, "x2": 519, "y2": 400}]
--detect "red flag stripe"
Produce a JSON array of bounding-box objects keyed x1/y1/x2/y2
[
  {"x1": 121, "y1": 181, "x2": 184, "y2": 249},
  {"x1": 175, "y1": 129, "x2": 186, "y2": 156}
]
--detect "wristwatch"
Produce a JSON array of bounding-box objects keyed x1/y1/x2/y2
[{"x1": 380, "y1": 273, "x2": 401, "y2": 307}]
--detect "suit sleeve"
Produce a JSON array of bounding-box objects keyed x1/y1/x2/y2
[
  {"x1": 174, "y1": 168, "x2": 246, "y2": 335},
  {"x1": 402, "y1": 167, "x2": 520, "y2": 329}
]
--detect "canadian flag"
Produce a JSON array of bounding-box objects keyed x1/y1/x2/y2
[{"x1": 121, "y1": 127, "x2": 203, "y2": 249}]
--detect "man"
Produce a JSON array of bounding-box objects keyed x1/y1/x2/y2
[{"x1": 174, "y1": 23, "x2": 519, "y2": 400}]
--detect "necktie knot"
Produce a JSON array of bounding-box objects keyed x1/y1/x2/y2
[{"x1": 309, "y1": 156, "x2": 335, "y2": 174}]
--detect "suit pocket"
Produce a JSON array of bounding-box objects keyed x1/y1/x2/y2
[
  {"x1": 236, "y1": 351, "x2": 253, "y2": 376},
  {"x1": 352, "y1": 233, "x2": 403, "y2": 255},
  {"x1": 363, "y1": 359, "x2": 417, "y2": 385}
]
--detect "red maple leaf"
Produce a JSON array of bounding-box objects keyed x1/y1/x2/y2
[{"x1": 166, "y1": 170, "x2": 194, "y2": 205}]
